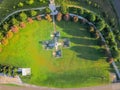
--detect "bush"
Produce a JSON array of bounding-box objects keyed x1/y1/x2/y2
[
  {"x1": 45, "y1": 14, "x2": 52, "y2": 22},
  {"x1": 6, "y1": 31, "x2": 13, "y2": 39},
  {"x1": 61, "y1": 3, "x2": 68, "y2": 14},
  {"x1": 11, "y1": 17, "x2": 19, "y2": 25},
  {"x1": 73, "y1": 16, "x2": 78, "y2": 22},
  {"x1": 96, "y1": 19, "x2": 106, "y2": 31},
  {"x1": 27, "y1": 17, "x2": 33, "y2": 23},
  {"x1": 63, "y1": 13, "x2": 70, "y2": 21},
  {"x1": 78, "y1": 8, "x2": 84, "y2": 15},
  {"x1": 3, "y1": 22, "x2": 9, "y2": 31},
  {"x1": 45, "y1": 7, "x2": 51, "y2": 14},
  {"x1": 30, "y1": 10, "x2": 37, "y2": 17},
  {"x1": 1, "y1": 38, "x2": 9, "y2": 46},
  {"x1": 26, "y1": 0, "x2": 34, "y2": 5},
  {"x1": 56, "y1": 12, "x2": 62, "y2": 21},
  {"x1": 19, "y1": 12, "x2": 27, "y2": 21},
  {"x1": 36, "y1": 15, "x2": 42, "y2": 21},
  {"x1": 20, "y1": 22, "x2": 26, "y2": 28},
  {"x1": 11, "y1": 25, "x2": 19, "y2": 33},
  {"x1": 88, "y1": 13, "x2": 96, "y2": 22},
  {"x1": 18, "y1": 2, "x2": 24, "y2": 7}
]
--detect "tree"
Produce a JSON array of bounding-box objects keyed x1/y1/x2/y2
[
  {"x1": 61, "y1": 3, "x2": 68, "y2": 14},
  {"x1": 96, "y1": 20, "x2": 106, "y2": 31},
  {"x1": 11, "y1": 25, "x2": 19, "y2": 33},
  {"x1": 63, "y1": 13, "x2": 70, "y2": 21},
  {"x1": 45, "y1": 7, "x2": 51, "y2": 14},
  {"x1": 27, "y1": 17, "x2": 33, "y2": 23},
  {"x1": 36, "y1": 15, "x2": 42, "y2": 21},
  {"x1": 3, "y1": 22, "x2": 9, "y2": 31},
  {"x1": 6, "y1": 31, "x2": 13, "y2": 39},
  {"x1": 18, "y1": 2, "x2": 24, "y2": 7},
  {"x1": 26, "y1": 0, "x2": 34, "y2": 5},
  {"x1": 88, "y1": 13, "x2": 96, "y2": 22},
  {"x1": 56, "y1": 12, "x2": 62, "y2": 21},
  {"x1": 20, "y1": 22, "x2": 26, "y2": 28},
  {"x1": 1, "y1": 38, "x2": 9, "y2": 46},
  {"x1": 73, "y1": 16, "x2": 78, "y2": 22},
  {"x1": 30, "y1": 10, "x2": 37, "y2": 17},
  {"x1": 45, "y1": 14, "x2": 52, "y2": 22},
  {"x1": 19, "y1": 12, "x2": 27, "y2": 21},
  {"x1": 11, "y1": 17, "x2": 19, "y2": 25},
  {"x1": 78, "y1": 8, "x2": 84, "y2": 15}
]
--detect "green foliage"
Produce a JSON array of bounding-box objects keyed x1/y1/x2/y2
[
  {"x1": 96, "y1": 19, "x2": 106, "y2": 31},
  {"x1": 30, "y1": 10, "x2": 37, "y2": 17},
  {"x1": 45, "y1": 7, "x2": 51, "y2": 14},
  {"x1": 18, "y1": 2, "x2": 24, "y2": 7},
  {"x1": 78, "y1": 8, "x2": 84, "y2": 15},
  {"x1": 26, "y1": 0, "x2": 34, "y2": 5},
  {"x1": 19, "y1": 12, "x2": 27, "y2": 21},
  {"x1": 111, "y1": 49, "x2": 120, "y2": 59},
  {"x1": 3, "y1": 22, "x2": 9, "y2": 31},
  {"x1": 61, "y1": 3, "x2": 68, "y2": 14},
  {"x1": 11, "y1": 17, "x2": 19, "y2": 25},
  {"x1": 88, "y1": 13, "x2": 96, "y2": 22}
]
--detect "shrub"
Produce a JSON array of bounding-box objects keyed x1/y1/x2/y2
[
  {"x1": 20, "y1": 22, "x2": 26, "y2": 28},
  {"x1": 30, "y1": 10, "x2": 37, "y2": 17},
  {"x1": 27, "y1": 17, "x2": 33, "y2": 23},
  {"x1": 45, "y1": 7, "x2": 51, "y2": 14},
  {"x1": 3, "y1": 22, "x2": 9, "y2": 31},
  {"x1": 45, "y1": 14, "x2": 52, "y2": 22},
  {"x1": 96, "y1": 19, "x2": 106, "y2": 31},
  {"x1": 63, "y1": 13, "x2": 70, "y2": 21},
  {"x1": 18, "y1": 2, "x2": 24, "y2": 7},
  {"x1": 78, "y1": 8, "x2": 84, "y2": 15},
  {"x1": 19, "y1": 12, "x2": 27, "y2": 21},
  {"x1": 56, "y1": 12, "x2": 62, "y2": 21},
  {"x1": 11, "y1": 25, "x2": 19, "y2": 33},
  {"x1": 95, "y1": 31, "x2": 100, "y2": 39},
  {"x1": 88, "y1": 13, "x2": 96, "y2": 22},
  {"x1": 26, "y1": 0, "x2": 34, "y2": 5},
  {"x1": 89, "y1": 26, "x2": 95, "y2": 33},
  {"x1": 11, "y1": 17, "x2": 19, "y2": 25},
  {"x1": 73, "y1": 16, "x2": 78, "y2": 22},
  {"x1": 6, "y1": 31, "x2": 13, "y2": 39},
  {"x1": 1, "y1": 38, "x2": 9, "y2": 46},
  {"x1": 61, "y1": 3, "x2": 68, "y2": 14},
  {"x1": 36, "y1": 15, "x2": 42, "y2": 21}
]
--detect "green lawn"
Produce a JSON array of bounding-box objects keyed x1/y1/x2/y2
[{"x1": 0, "y1": 20, "x2": 110, "y2": 88}]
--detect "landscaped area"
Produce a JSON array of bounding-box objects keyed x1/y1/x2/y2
[
  {"x1": 0, "y1": 19, "x2": 110, "y2": 87},
  {"x1": 0, "y1": 0, "x2": 120, "y2": 89}
]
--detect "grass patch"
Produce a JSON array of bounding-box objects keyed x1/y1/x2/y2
[{"x1": 0, "y1": 20, "x2": 110, "y2": 88}]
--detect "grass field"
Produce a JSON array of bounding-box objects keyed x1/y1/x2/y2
[{"x1": 0, "y1": 20, "x2": 110, "y2": 88}]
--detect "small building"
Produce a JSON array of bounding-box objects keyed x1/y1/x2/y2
[{"x1": 18, "y1": 68, "x2": 31, "y2": 76}]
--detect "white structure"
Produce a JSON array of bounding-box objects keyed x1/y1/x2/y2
[{"x1": 18, "y1": 68, "x2": 31, "y2": 76}]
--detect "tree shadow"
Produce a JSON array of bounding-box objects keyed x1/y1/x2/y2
[
  {"x1": 70, "y1": 37, "x2": 98, "y2": 46},
  {"x1": 70, "y1": 46, "x2": 105, "y2": 61}
]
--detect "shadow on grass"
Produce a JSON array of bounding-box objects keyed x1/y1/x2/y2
[
  {"x1": 70, "y1": 46, "x2": 105, "y2": 61},
  {"x1": 70, "y1": 37, "x2": 98, "y2": 46}
]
